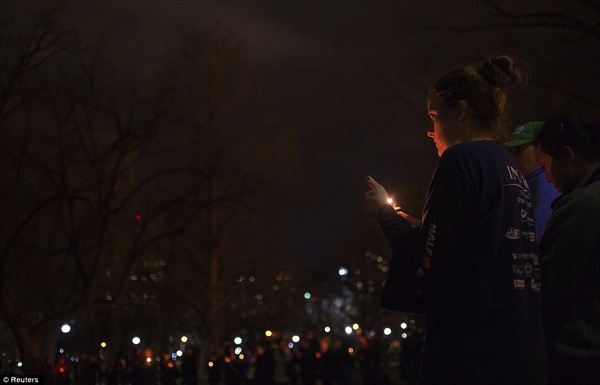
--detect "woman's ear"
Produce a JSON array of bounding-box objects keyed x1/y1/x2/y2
[{"x1": 455, "y1": 100, "x2": 468, "y2": 121}]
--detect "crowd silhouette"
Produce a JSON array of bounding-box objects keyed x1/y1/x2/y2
[{"x1": 31, "y1": 328, "x2": 423, "y2": 385}]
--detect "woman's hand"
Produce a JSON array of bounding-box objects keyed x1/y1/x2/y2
[
  {"x1": 397, "y1": 210, "x2": 421, "y2": 229},
  {"x1": 364, "y1": 176, "x2": 390, "y2": 217},
  {"x1": 365, "y1": 176, "x2": 422, "y2": 228}
]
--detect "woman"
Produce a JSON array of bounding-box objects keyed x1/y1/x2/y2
[
  {"x1": 365, "y1": 56, "x2": 547, "y2": 384},
  {"x1": 535, "y1": 114, "x2": 600, "y2": 385}
]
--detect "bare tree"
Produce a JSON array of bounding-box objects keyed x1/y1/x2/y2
[
  {"x1": 0, "y1": 11, "x2": 211, "y2": 373},
  {"x1": 414, "y1": 0, "x2": 600, "y2": 117},
  {"x1": 153, "y1": 28, "x2": 298, "y2": 356},
  {"x1": 0, "y1": 3, "x2": 75, "y2": 126}
]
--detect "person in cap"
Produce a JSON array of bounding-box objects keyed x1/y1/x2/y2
[{"x1": 505, "y1": 121, "x2": 560, "y2": 242}]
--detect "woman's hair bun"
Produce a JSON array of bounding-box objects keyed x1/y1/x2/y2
[{"x1": 479, "y1": 55, "x2": 529, "y2": 88}]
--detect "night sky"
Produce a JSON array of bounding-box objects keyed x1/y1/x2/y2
[{"x1": 11, "y1": 1, "x2": 600, "y2": 274}]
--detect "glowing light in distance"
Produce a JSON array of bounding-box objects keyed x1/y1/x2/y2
[
  {"x1": 239, "y1": 354, "x2": 245, "y2": 360},
  {"x1": 401, "y1": 323, "x2": 407, "y2": 329},
  {"x1": 338, "y1": 267, "x2": 348, "y2": 276},
  {"x1": 234, "y1": 347, "x2": 242, "y2": 355},
  {"x1": 181, "y1": 336, "x2": 188, "y2": 343},
  {"x1": 146, "y1": 357, "x2": 152, "y2": 364},
  {"x1": 387, "y1": 198, "x2": 393, "y2": 204},
  {"x1": 208, "y1": 362, "x2": 214, "y2": 368},
  {"x1": 100, "y1": 342, "x2": 107, "y2": 348},
  {"x1": 61, "y1": 324, "x2": 71, "y2": 333},
  {"x1": 383, "y1": 328, "x2": 392, "y2": 336},
  {"x1": 402, "y1": 333, "x2": 408, "y2": 339},
  {"x1": 17, "y1": 362, "x2": 22, "y2": 367},
  {"x1": 234, "y1": 337, "x2": 242, "y2": 345},
  {"x1": 345, "y1": 327, "x2": 352, "y2": 335},
  {"x1": 352, "y1": 323, "x2": 359, "y2": 330},
  {"x1": 304, "y1": 292, "x2": 311, "y2": 299},
  {"x1": 292, "y1": 335, "x2": 300, "y2": 343},
  {"x1": 132, "y1": 337, "x2": 141, "y2": 345},
  {"x1": 324, "y1": 326, "x2": 331, "y2": 333},
  {"x1": 265, "y1": 330, "x2": 273, "y2": 337}
]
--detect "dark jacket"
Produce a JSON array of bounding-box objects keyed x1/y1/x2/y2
[{"x1": 540, "y1": 164, "x2": 600, "y2": 384}]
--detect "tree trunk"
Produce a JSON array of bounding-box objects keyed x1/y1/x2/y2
[
  {"x1": 0, "y1": 294, "x2": 43, "y2": 374},
  {"x1": 207, "y1": 249, "x2": 221, "y2": 357}
]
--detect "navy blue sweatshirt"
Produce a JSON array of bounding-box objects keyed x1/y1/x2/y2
[{"x1": 379, "y1": 141, "x2": 547, "y2": 385}]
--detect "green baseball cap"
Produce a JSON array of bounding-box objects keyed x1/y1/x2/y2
[{"x1": 504, "y1": 121, "x2": 545, "y2": 147}]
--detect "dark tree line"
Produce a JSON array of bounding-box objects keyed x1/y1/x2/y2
[{"x1": 0, "y1": 5, "x2": 297, "y2": 373}]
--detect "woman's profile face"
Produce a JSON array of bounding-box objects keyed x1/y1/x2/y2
[{"x1": 427, "y1": 94, "x2": 458, "y2": 156}]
